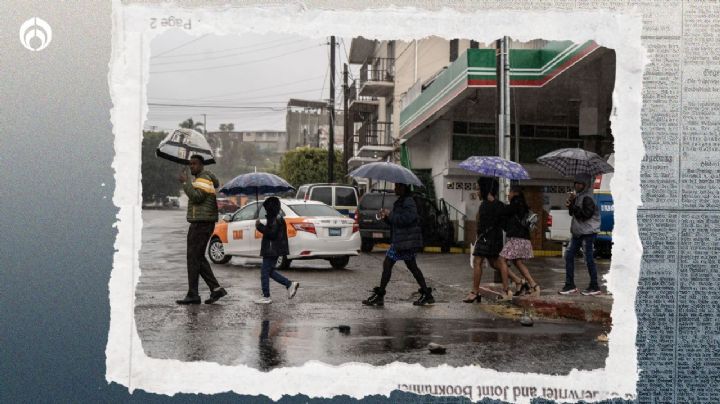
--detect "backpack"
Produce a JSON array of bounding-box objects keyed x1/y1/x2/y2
[{"x1": 520, "y1": 210, "x2": 539, "y2": 233}]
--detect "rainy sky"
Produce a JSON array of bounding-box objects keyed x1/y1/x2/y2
[{"x1": 146, "y1": 30, "x2": 356, "y2": 133}]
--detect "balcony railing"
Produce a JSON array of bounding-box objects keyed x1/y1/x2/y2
[
  {"x1": 356, "y1": 121, "x2": 393, "y2": 149},
  {"x1": 359, "y1": 57, "x2": 395, "y2": 86},
  {"x1": 347, "y1": 79, "x2": 379, "y2": 106}
]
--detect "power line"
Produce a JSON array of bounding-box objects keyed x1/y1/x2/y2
[
  {"x1": 151, "y1": 36, "x2": 290, "y2": 59},
  {"x1": 150, "y1": 44, "x2": 323, "y2": 74},
  {"x1": 180, "y1": 86, "x2": 324, "y2": 102},
  {"x1": 150, "y1": 38, "x2": 309, "y2": 66},
  {"x1": 152, "y1": 34, "x2": 209, "y2": 58},
  {"x1": 148, "y1": 102, "x2": 286, "y2": 111},
  {"x1": 148, "y1": 75, "x2": 325, "y2": 102}
]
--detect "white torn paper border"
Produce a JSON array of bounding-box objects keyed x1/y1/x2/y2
[{"x1": 107, "y1": 2, "x2": 646, "y2": 402}]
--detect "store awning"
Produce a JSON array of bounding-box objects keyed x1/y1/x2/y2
[{"x1": 399, "y1": 40, "x2": 600, "y2": 139}]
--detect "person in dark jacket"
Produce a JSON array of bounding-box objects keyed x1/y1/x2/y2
[
  {"x1": 254, "y1": 197, "x2": 299, "y2": 304},
  {"x1": 176, "y1": 155, "x2": 227, "y2": 305},
  {"x1": 560, "y1": 173, "x2": 601, "y2": 295},
  {"x1": 362, "y1": 183, "x2": 434, "y2": 307},
  {"x1": 465, "y1": 178, "x2": 521, "y2": 302},
  {"x1": 497, "y1": 186, "x2": 540, "y2": 297}
]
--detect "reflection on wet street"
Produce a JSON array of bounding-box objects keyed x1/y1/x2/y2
[{"x1": 136, "y1": 210, "x2": 609, "y2": 374}]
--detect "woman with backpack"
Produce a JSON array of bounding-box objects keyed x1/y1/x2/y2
[
  {"x1": 497, "y1": 185, "x2": 540, "y2": 297},
  {"x1": 464, "y1": 178, "x2": 521, "y2": 303},
  {"x1": 362, "y1": 182, "x2": 434, "y2": 307}
]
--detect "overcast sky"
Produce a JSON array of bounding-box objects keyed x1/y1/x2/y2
[{"x1": 146, "y1": 30, "x2": 355, "y2": 133}]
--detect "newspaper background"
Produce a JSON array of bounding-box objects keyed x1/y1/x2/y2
[{"x1": 110, "y1": 1, "x2": 717, "y2": 403}]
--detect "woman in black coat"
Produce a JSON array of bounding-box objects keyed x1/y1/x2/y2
[
  {"x1": 362, "y1": 183, "x2": 434, "y2": 307},
  {"x1": 254, "y1": 197, "x2": 299, "y2": 304}
]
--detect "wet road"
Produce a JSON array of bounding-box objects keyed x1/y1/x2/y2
[{"x1": 136, "y1": 209, "x2": 609, "y2": 374}]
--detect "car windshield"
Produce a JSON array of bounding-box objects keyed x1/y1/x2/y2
[
  {"x1": 288, "y1": 203, "x2": 343, "y2": 217},
  {"x1": 359, "y1": 194, "x2": 397, "y2": 210}
]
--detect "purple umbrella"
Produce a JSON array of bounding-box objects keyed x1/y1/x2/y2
[{"x1": 459, "y1": 156, "x2": 530, "y2": 180}]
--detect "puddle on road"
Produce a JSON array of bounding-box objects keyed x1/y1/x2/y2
[{"x1": 143, "y1": 315, "x2": 608, "y2": 373}]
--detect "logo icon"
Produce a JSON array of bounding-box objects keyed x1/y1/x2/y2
[{"x1": 19, "y1": 17, "x2": 52, "y2": 51}]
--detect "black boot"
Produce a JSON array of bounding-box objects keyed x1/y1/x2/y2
[
  {"x1": 413, "y1": 287, "x2": 435, "y2": 306},
  {"x1": 362, "y1": 287, "x2": 385, "y2": 306},
  {"x1": 176, "y1": 294, "x2": 201, "y2": 305}
]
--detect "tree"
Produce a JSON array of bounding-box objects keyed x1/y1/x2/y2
[
  {"x1": 219, "y1": 123, "x2": 235, "y2": 132},
  {"x1": 279, "y1": 147, "x2": 347, "y2": 188},
  {"x1": 141, "y1": 131, "x2": 182, "y2": 203},
  {"x1": 179, "y1": 118, "x2": 204, "y2": 131}
]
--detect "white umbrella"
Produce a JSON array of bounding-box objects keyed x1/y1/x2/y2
[{"x1": 156, "y1": 128, "x2": 215, "y2": 165}]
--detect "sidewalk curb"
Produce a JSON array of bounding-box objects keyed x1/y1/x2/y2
[
  {"x1": 474, "y1": 284, "x2": 611, "y2": 325},
  {"x1": 514, "y1": 296, "x2": 612, "y2": 325}
]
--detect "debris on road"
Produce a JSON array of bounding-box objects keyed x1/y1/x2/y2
[{"x1": 428, "y1": 343, "x2": 447, "y2": 354}]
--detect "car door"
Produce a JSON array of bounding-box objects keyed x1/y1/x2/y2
[
  {"x1": 226, "y1": 203, "x2": 258, "y2": 255},
  {"x1": 334, "y1": 186, "x2": 358, "y2": 218},
  {"x1": 309, "y1": 186, "x2": 332, "y2": 207}
]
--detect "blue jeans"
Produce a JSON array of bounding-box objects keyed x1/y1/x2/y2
[
  {"x1": 564, "y1": 234, "x2": 598, "y2": 289},
  {"x1": 261, "y1": 256, "x2": 291, "y2": 298}
]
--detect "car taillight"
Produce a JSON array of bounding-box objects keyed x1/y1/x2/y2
[
  {"x1": 292, "y1": 222, "x2": 316, "y2": 234},
  {"x1": 547, "y1": 214, "x2": 553, "y2": 227},
  {"x1": 352, "y1": 223, "x2": 359, "y2": 233},
  {"x1": 593, "y1": 175, "x2": 602, "y2": 189}
]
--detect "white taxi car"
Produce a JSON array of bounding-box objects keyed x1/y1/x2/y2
[{"x1": 207, "y1": 199, "x2": 361, "y2": 269}]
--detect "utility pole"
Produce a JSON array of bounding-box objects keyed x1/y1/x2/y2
[
  {"x1": 495, "y1": 37, "x2": 511, "y2": 201},
  {"x1": 343, "y1": 62, "x2": 349, "y2": 175},
  {"x1": 202, "y1": 113, "x2": 207, "y2": 135},
  {"x1": 328, "y1": 35, "x2": 336, "y2": 183}
]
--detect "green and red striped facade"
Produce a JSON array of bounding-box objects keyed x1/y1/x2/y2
[{"x1": 400, "y1": 41, "x2": 599, "y2": 138}]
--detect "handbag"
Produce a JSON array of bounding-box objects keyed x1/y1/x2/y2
[{"x1": 472, "y1": 226, "x2": 500, "y2": 256}]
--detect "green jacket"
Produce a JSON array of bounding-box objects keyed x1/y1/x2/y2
[{"x1": 183, "y1": 170, "x2": 219, "y2": 223}]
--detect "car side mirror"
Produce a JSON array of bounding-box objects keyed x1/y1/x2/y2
[{"x1": 221, "y1": 214, "x2": 232, "y2": 222}]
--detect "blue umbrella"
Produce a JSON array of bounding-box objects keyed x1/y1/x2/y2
[
  {"x1": 459, "y1": 156, "x2": 530, "y2": 180},
  {"x1": 220, "y1": 172, "x2": 295, "y2": 213},
  {"x1": 347, "y1": 161, "x2": 423, "y2": 186}
]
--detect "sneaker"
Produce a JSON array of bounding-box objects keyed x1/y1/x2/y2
[
  {"x1": 362, "y1": 287, "x2": 385, "y2": 306},
  {"x1": 205, "y1": 287, "x2": 228, "y2": 304},
  {"x1": 254, "y1": 296, "x2": 272, "y2": 304},
  {"x1": 176, "y1": 295, "x2": 201, "y2": 305},
  {"x1": 581, "y1": 286, "x2": 602, "y2": 296},
  {"x1": 558, "y1": 285, "x2": 578, "y2": 295},
  {"x1": 413, "y1": 288, "x2": 435, "y2": 306},
  {"x1": 287, "y1": 282, "x2": 300, "y2": 299}
]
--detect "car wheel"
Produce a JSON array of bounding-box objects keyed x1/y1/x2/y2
[
  {"x1": 277, "y1": 255, "x2": 291, "y2": 270},
  {"x1": 329, "y1": 256, "x2": 350, "y2": 269},
  {"x1": 361, "y1": 237, "x2": 374, "y2": 252},
  {"x1": 208, "y1": 237, "x2": 231, "y2": 264}
]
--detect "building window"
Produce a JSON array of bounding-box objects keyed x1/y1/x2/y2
[
  {"x1": 450, "y1": 39, "x2": 459, "y2": 62},
  {"x1": 452, "y1": 120, "x2": 584, "y2": 163}
]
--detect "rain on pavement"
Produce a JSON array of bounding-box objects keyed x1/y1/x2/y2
[{"x1": 135, "y1": 209, "x2": 610, "y2": 374}]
